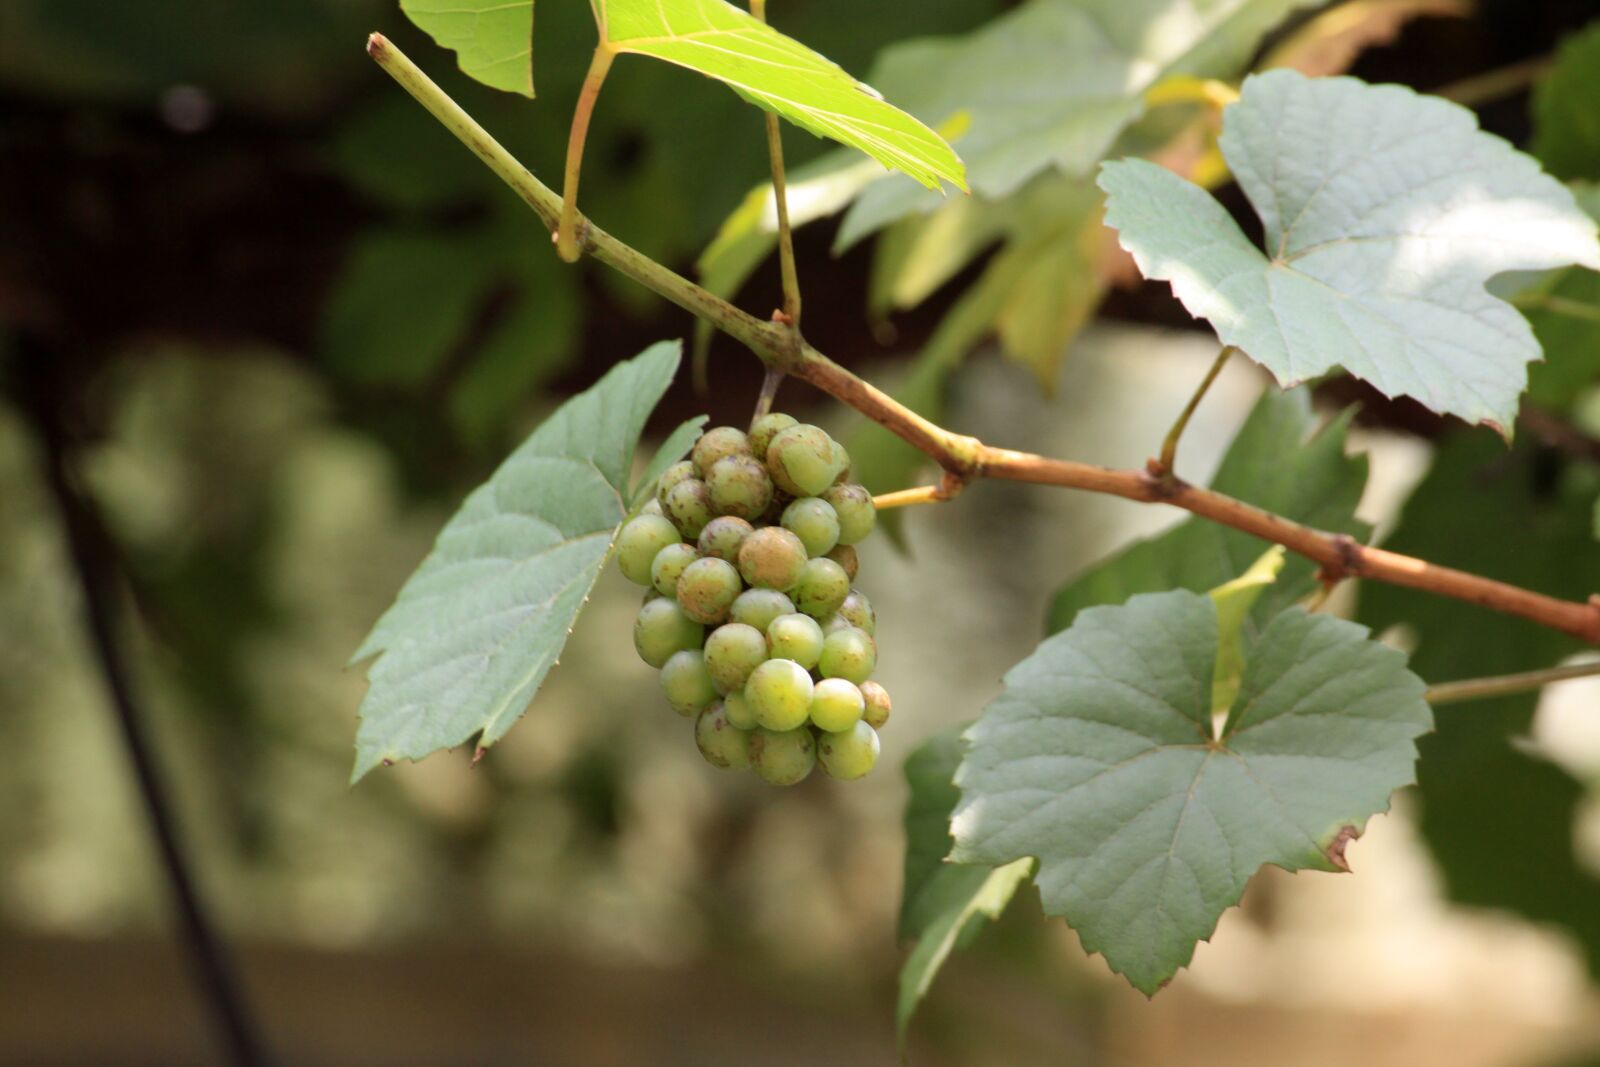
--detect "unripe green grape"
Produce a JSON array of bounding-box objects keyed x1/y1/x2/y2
[
  {"x1": 859, "y1": 680, "x2": 891, "y2": 729},
  {"x1": 793, "y1": 557, "x2": 850, "y2": 618},
  {"x1": 737, "y1": 526, "x2": 808, "y2": 591},
  {"x1": 819, "y1": 625, "x2": 876, "y2": 684},
  {"x1": 675, "y1": 556, "x2": 742, "y2": 624},
  {"x1": 705, "y1": 454, "x2": 773, "y2": 520},
  {"x1": 822, "y1": 483, "x2": 876, "y2": 545},
  {"x1": 692, "y1": 425, "x2": 752, "y2": 476},
  {"x1": 616, "y1": 514, "x2": 682, "y2": 586},
  {"x1": 650, "y1": 541, "x2": 699, "y2": 598},
  {"x1": 723, "y1": 689, "x2": 759, "y2": 730},
  {"x1": 809, "y1": 677, "x2": 865, "y2": 732},
  {"x1": 836, "y1": 589, "x2": 875, "y2": 636},
  {"x1": 749, "y1": 726, "x2": 816, "y2": 786},
  {"x1": 766, "y1": 612, "x2": 824, "y2": 670},
  {"x1": 766, "y1": 424, "x2": 842, "y2": 497},
  {"x1": 828, "y1": 440, "x2": 851, "y2": 482},
  {"x1": 824, "y1": 543, "x2": 858, "y2": 581},
  {"x1": 695, "y1": 702, "x2": 751, "y2": 769},
  {"x1": 744, "y1": 658, "x2": 814, "y2": 731},
  {"x1": 656, "y1": 460, "x2": 698, "y2": 502},
  {"x1": 662, "y1": 478, "x2": 715, "y2": 539},
  {"x1": 703, "y1": 622, "x2": 769, "y2": 694},
  {"x1": 633, "y1": 598, "x2": 704, "y2": 662},
  {"x1": 661, "y1": 649, "x2": 718, "y2": 716},
  {"x1": 817, "y1": 721, "x2": 879, "y2": 780},
  {"x1": 749, "y1": 412, "x2": 798, "y2": 459},
  {"x1": 781, "y1": 497, "x2": 840, "y2": 557},
  {"x1": 729, "y1": 588, "x2": 795, "y2": 633},
  {"x1": 640, "y1": 498, "x2": 665, "y2": 517},
  {"x1": 697, "y1": 515, "x2": 753, "y2": 562}
]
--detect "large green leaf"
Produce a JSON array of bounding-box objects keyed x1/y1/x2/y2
[
  {"x1": 1361, "y1": 433, "x2": 1600, "y2": 975},
  {"x1": 350, "y1": 342, "x2": 690, "y2": 781},
  {"x1": 401, "y1": 0, "x2": 536, "y2": 97},
  {"x1": 835, "y1": 0, "x2": 1319, "y2": 244},
  {"x1": 1100, "y1": 70, "x2": 1600, "y2": 433},
  {"x1": 592, "y1": 0, "x2": 966, "y2": 192},
  {"x1": 897, "y1": 727, "x2": 1031, "y2": 1044},
  {"x1": 953, "y1": 590, "x2": 1432, "y2": 993},
  {"x1": 1531, "y1": 21, "x2": 1600, "y2": 182},
  {"x1": 1049, "y1": 387, "x2": 1369, "y2": 634}
]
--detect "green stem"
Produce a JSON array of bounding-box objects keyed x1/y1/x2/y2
[
  {"x1": 1426, "y1": 660, "x2": 1600, "y2": 706},
  {"x1": 1514, "y1": 292, "x2": 1600, "y2": 325},
  {"x1": 749, "y1": 0, "x2": 802, "y2": 330},
  {"x1": 1158, "y1": 345, "x2": 1234, "y2": 475},
  {"x1": 1437, "y1": 54, "x2": 1553, "y2": 108},
  {"x1": 366, "y1": 34, "x2": 783, "y2": 359},
  {"x1": 557, "y1": 47, "x2": 616, "y2": 263}
]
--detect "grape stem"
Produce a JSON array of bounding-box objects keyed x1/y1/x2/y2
[
  {"x1": 752, "y1": 365, "x2": 785, "y2": 423},
  {"x1": 366, "y1": 34, "x2": 1600, "y2": 647},
  {"x1": 749, "y1": 0, "x2": 803, "y2": 333}
]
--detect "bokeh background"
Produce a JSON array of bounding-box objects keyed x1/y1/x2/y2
[{"x1": 3, "y1": 1, "x2": 1600, "y2": 1064}]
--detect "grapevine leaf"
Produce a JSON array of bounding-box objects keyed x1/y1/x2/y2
[
  {"x1": 1531, "y1": 22, "x2": 1600, "y2": 182},
  {"x1": 1100, "y1": 70, "x2": 1600, "y2": 432},
  {"x1": 401, "y1": 0, "x2": 535, "y2": 97},
  {"x1": 1361, "y1": 433, "x2": 1600, "y2": 975},
  {"x1": 897, "y1": 727, "x2": 1031, "y2": 1046},
  {"x1": 1049, "y1": 388, "x2": 1368, "y2": 633},
  {"x1": 350, "y1": 342, "x2": 688, "y2": 781},
  {"x1": 592, "y1": 0, "x2": 965, "y2": 192},
  {"x1": 953, "y1": 590, "x2": 1432, "y2": 994},
  {"x1": 837, "y1": 0, "x2": 1321, "y2": 243},
  {"x1": 633, "y1": 415, "x2": 708, "y2": 507}
]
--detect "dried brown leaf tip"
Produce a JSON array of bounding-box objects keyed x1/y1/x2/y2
[{"x1": 1323, "y1": 825, "x2": 1361, "y2": 872}]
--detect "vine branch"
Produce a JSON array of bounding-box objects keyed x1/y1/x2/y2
[
  {"x1": 1426, "y1": 660, "x2": 1600, "y2": 706},
  {"x1": 367, "y1": 34, "x2": 1600, "y2": 647}
]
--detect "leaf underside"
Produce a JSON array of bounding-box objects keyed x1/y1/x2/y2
[
  {"x1": 1100, "y1": 69, "x2": 1600, "y2": 431},
  {"x1": 594, "y1": 0, "x2": 966, "y2": 192},
  {"x1": 953, "y1": 590, "x2": 1432, "y2": 993},
  {"x1": 349, "y1": 341, "x2": 688, "y2": 782}
]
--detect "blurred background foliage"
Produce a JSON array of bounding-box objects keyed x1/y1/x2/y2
[{"x1": 2, "y1": 0, "x2": 1600, "y2": 1064}]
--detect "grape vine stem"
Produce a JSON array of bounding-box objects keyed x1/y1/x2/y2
[{"x1": 367, "y1": 34, "x2": 1600, "y2": 647}]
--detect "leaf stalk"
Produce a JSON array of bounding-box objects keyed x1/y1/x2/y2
[
  {"x1": 557, "y1": 46, "x2": 616, "y2": 263},
  {"x1": 1426, "y1": 660, "x2": 1600, "y2": 706}
]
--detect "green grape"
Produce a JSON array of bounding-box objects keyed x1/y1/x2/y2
[
  {"x1": 781, "y1": 497, "x2": 841, "y2": 557},
  {"x1": 616, "y1": 514, "x2": 682, "y2": 586},
  {"x1": 824, "y1": 543, "x2": 858, "y2": 581},
  {"x1": 640, "y1": 498, "x2": 665, "y2": 517},
  {"x1": 737, "y1": 527, "x2": 808, "y2": 591},
  {"x1": 809, "y1": 677, "x2": 864, "y2": 732},
  {"x1": 749, "y1": 412, "x2": 798, "y2": 459},
  {"x1": 817, "y1": 721, "x2": 879, "y2": 780},
  {"x1": 836, "y1": 589, "x2": 875, "y2": 636},
  {"x1": 819, "y1": 626, "x2": 876, "y2": 684},
  {"x1": 705, "y1": 454, "x2": 774, "y2": 520},
  {"x1": 723, "y1": 689, "x2": 759, "y2": 730},
  {"x1": 749, "y1": 726, "x2": 816, "y2": 786},
  {"x1": 697, "y1": 515, "x2": 753, "y2": 562},
  {"x1": 661, "y1": 649, "x2": 718, "y2": 716},
  {"x1": 703, "y1": 622, "x2": 769, "y2": 694},
  {"x1": 675, "y1": 557, "x2": 742, "y2": 624},
  {"x1": 662, "y1": 478, "x2": 715, "y2": 539},
  {"x1": 766, "y1": 424, "x2": 842, "y2": 497},
  {"x1": 729, "y1": 588, "x2": 795, "y2": 633},
  {"x1": 692, "y1": 425, "x2": 752, "y2": 476},
  {"x1": 793, "y1": 557, "x2": 850, "y2": 618},
  {"x1": 859, "y1": 680, "x2": 891, "y2": 729},
  {"x1": 828, "y1": 440, "x2": 851, "y2": 483},
  {"x1": 695, "y1": 702, "x2": 752, "y2": 769},
  {"x1": 650, "y1": 541, "x2": 699, "y2": 598},
  {"x1": 744, "y1": 658, "x2": 815, "y2": 731},
  {"x1": 766, "y1": 612, "x2": 824, "y2": 670},
  {"x1": 656, "y1": 460, "x2": 698, "y2": 502},
  {"x1": 822, "y1": 483, "x2": 876, "y2": 545},
  {"x1": 633, "y1": 601, "x2": 704, "y2": 668}
]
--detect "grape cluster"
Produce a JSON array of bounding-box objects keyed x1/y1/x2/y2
[{"x1": 617, "y1": 415, "x2": 891, "y2": 785}]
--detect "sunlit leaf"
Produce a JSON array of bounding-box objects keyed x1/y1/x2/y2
[
  {"x1": 1101, "y1": 70, "x2": 1600, "y2": 432},
  {"x1": 1207, "y1": 544, "x2": 1285, "y2": 712},
  {"x1": 350, "y1": 342, "x2": 690, "y2": 781},
  {"x1": 594, "y1": 0, "x2": 966, "y2": 192},
  {"x1": 954, "y1": 590, "x2": 1432, "y2": 993},
  {"x1": 401, "y1": 0, "x2": 535, "y2": 97}
]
